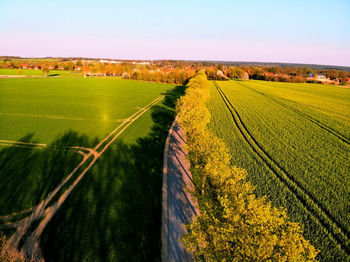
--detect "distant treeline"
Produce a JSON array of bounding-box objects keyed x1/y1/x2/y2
[
  {"x1": 0, "y1": 59, "x2": 196, "y2": 85},
  {"x1": 126, "y1": 69, "x2": 195, "y2": 85},
  {"x1": 2, "y1": 56, "x2": 349, "y2": 71},
  {"x1": 205, "y1": 64, "x2": 350, "y2": 85},
  {"x1": 1, "y1": 58, "x2": 349, "y2": 85},
  {"x1": 200, "y1": 61, "x2": 350, "y2": 72}
]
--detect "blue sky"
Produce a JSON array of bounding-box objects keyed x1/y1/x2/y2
[{"x1": 1, "y1": 0, "x2": 349, "y2": 66}]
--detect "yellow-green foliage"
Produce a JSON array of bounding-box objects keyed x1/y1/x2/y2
[
  {"x1": 176, "y1": 71, "x2": 210, "y2": 141},
  {"x1": 177, "y1": 73, "x2": 318, "y2": 261}
]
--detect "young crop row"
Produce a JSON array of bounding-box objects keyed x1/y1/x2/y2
[
  {"x1": 208, "y1": 80, "x2": 349, "y2": 261},
  {"x1": 212, "y1": 81, "x2": 349, "y2": 231},
  {"x1": 236, "y1": 81, "x2": 350, "y2": 144},
  {"x1": 176, "y1": 73, "x2": 318, "y2": 261},
  {"x1": 213, "y1": 81, "x2": 349, "y2": 253},
  {"x1": 220, "y1": 82, "x2": 350, "y2": 230},
  {"x1": 239, "y1": 80, "x2": 350, "y2": 139}
]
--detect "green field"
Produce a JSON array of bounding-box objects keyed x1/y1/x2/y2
[
  {"x1": 208, "y1": 80, "x2": 350, "y2": 261},
  {"x1": 0, "y1": 68, "x2": 80, "y2": 77},
  {"x1": 0, "y1": 78, "x2": 171, "y2": 144},
  {"x1": 0, "y1": 77, "x2": 182, "y2": 261}
]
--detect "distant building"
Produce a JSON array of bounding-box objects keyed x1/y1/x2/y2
[
  {"x1": 316, "y1": 74, "x2": 327, "y2": 80},
  {"x1": 121, "y1": 72, "x2": 129, "y2": 78},
  {"x1": 306, "y1": 73, "x2": 333, "y2": 84},
  {"x1": 132, "y1": 61, "x2": 151, "y2": 65},
  {"x1": 100, "y1": 59, "x2": 121, "y2": 64}
]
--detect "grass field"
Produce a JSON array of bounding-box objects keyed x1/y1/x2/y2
[
  {"x1": 0, "y1": 78, "x2": 171, "y2": 144},
  {"x1": 0, "y1": 77, "x2": 182, "y2": 261},
  {"x1": 0, "y1": 68, "x2": 80, "y2": 77},
  {"x1": 208, "y1": 80, "x2": 350, "y2": 261}
]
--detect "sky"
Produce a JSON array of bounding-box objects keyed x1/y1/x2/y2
[{"x1": 0, "y1": 0, "x2": 350, "y2": 66}]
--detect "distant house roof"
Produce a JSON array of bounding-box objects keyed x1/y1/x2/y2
[{"x1": 317, "y1": 74, "x2": 327, "y2": 79}]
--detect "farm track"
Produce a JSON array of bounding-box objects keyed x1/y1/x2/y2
[
  {"x1": 0, "y1": 140, "x2": 47, "y2": 147},
  {"x1": 0, "y1": 140, "x2": 96, "y2": 157},
  {"x1": 213, "y1": 81, "x2": 350, "y2": 255},
  {"x1": 0, "y1": 95, "x2": 164, "y2": 260},
  {"x1": 236, "y1": 81, "x2": 350, "y2": 145}
]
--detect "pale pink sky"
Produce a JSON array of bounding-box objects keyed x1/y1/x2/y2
[{"x1": 1, "y1": 0, "x2": 350, "y2": 67}]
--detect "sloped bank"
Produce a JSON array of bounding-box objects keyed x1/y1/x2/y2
[{"x1": 161, "y1": 119, "x2": 199, "y2": 262}]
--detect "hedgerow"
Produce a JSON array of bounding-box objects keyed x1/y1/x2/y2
[{"x1": 176, "y1": 72, "x2": 318, "y2": 261}]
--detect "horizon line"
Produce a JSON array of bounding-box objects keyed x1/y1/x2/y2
[{"x1": 1, "y1": 55, "x2": 350, "y2": 69}]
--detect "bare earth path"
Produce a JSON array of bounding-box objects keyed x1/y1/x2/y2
[
  {"x1": 0, "y1": 95, "x2": 164, "y2": 260},
  {"x1": 162, "y1": 120, "x2": 199, "y2": 262}
]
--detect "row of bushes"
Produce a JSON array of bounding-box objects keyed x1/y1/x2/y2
[
  {"x1": 126, "y1": 69, "x2": 195, "y2": 85},
  {"x1": 176, "y1": 72, "x2": 318, "y2": 261}
]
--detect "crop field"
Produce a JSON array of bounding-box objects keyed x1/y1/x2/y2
[
  {"x1": 0, "y1": 77, "x2": 182, "y2": 261},
  {"x1": 0, "y1": 68, "x2": 80, "y2": 77},
  {"x1": 208, "y1": 80, "x2": 350, "y2": 261},
  {"x1": 0, "y1": 78, "x2": 171, "y2": 144}
]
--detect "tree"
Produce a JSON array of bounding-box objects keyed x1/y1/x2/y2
[
  {"x1": 50, "y1": 60, "x2": 58, "y2": 70},
  {"x1": 41, "y1": 62, "x2": 50, "y2": 77},
  {"x1": 217, "y1": 64, "x2": 223, "y2": 71},
  {"x1": 227, "y1": 66, "x2": 246, "y2": 79},
  {"x1": 81, "y1": 62, "x2": 89, "y2": 77},
  {"x1": 76, "y1": 60, "x2": 83, "y2": 66},
  {"x1": 177, "y1": 72, "x2": 319, "y2": 261},
  {"x1": 205, "y1": 68, "x2": 217, "y2": 80},
  {"x1": 64, "y1": 61, "x2": 75, "y2": 71}
]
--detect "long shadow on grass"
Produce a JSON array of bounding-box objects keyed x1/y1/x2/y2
[
  {"x1": 0, "y1": 133, "x2": 95, "y2": 217},
  {"x1": 32, "y1": 85, "x2": 186, "y2": 261}
]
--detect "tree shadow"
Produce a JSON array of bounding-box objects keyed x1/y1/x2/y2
[
  {"x1": 0, "y1": 133, "x2": 91, "y2": 217},
  {"x1": 0, "y1": 85, "x2": 185, "y2": 261}
]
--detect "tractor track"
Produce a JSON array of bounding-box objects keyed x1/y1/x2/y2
[
  {"x1": 0, "y1": 95, "x2": 164, "y2": 260},
  {"x1": 236, "y1": 81, "x2": 350, "y2": 145},
  {"x1": 213, "y1": 81, "x2": 350, "y2": 255}
]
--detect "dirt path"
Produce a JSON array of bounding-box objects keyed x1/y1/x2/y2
[
  {"x1": 0, "y1": 75, "x2": 44, "y2": 78},
  {"x1": 0, "y1": 140, "x2": 98, "y2": 157},
  {"x1": 0, "y1": 140, "x2": 47, "y2": 147},
  {"x1": 162, "y1": 120, "x2": 199, "y2": 262},
  {"x1": 0, "y1": 75, "x2": 27, "y2": 78},
  {"x1": 1, "y1": 95, "x2": 164, "y2": 260}
]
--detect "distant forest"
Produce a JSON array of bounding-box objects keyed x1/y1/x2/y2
[
  {"x1": 1, "y1": 56, "x2": 349, "y2": 85},
  {"x1": 1, "y1": 56, "x2": 349, "y2": 71}
]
